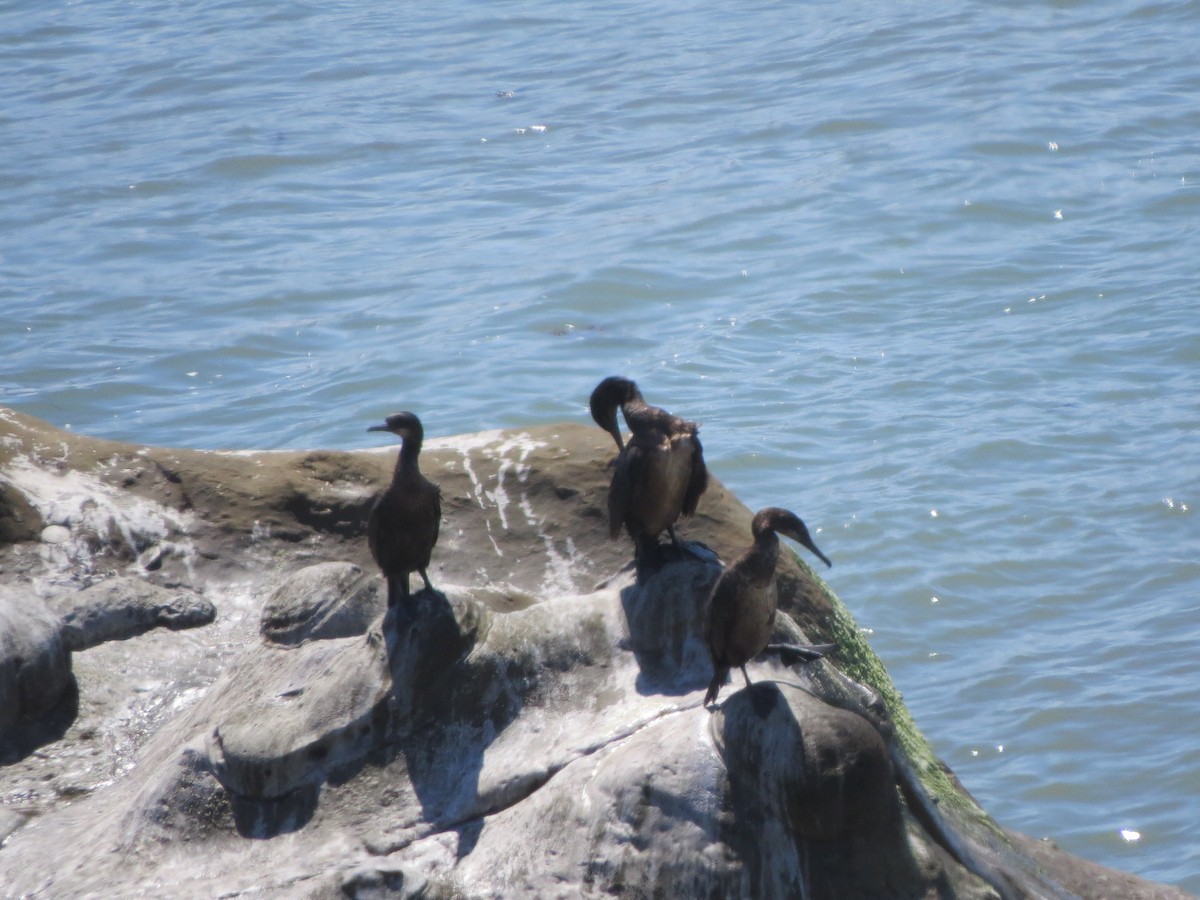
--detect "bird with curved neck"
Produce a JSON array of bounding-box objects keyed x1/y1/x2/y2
[
  {"x1": 367, "y1": 411, "x2": 442, "y2": 615},
  {"x1": 588, "y1": 375, "x2": 708, "y2": 564},
  {"x1": 704, "y1": 507, "x2": 831, "y2": 706}
]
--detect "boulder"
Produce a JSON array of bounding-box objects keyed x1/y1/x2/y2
[
  {"x1": 259, "y1": 562, "x2": 381, "y2": 645},
  {"x1": 0, "y1": 478, "x2": 43, "y2": 545},
  {"x1": 55, "y1": 577, "x2": 216, "y2": 651},
  {"x1": 0, "y1": 406, "x2": 1189, "y2": 899},
  {"x1": 0, "y1": 586, "x2": 72, "y2": 730}
]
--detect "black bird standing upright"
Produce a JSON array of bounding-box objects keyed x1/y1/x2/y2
[
  {"x1": 704, "y1": 507, "x2": 831, "y2": 706},
  {"x1": 588, "y1": 376, "x2": 708, "y2": 562},
  {"x1": 367, "y1": 411, "x2": 441, "y2": 613}
]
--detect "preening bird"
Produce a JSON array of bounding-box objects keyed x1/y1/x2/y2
[{"x1": 588, "y1": 375, "x2": 708, "y2": 562}]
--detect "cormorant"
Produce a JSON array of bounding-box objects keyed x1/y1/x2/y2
[
  {"x1": 367, "y1": 411, "x2": 441, "y2": 614},
  {"x1": 588, "y1": 375, "x2": 708, "y2": 562},
  {"x1": 704, "y1": 507, "x2": 831, "y2": 706}
]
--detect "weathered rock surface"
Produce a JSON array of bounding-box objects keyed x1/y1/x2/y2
[
  {"x1": 0, "y1": 406, "x2": 1191, "y2": 899},
  {"x1": 54, "y1": 577, "x2": 216, "y2": 652},
  {"x1": 0, "y1": 566, "x2": 215, "y2": 764},
  {"x1": 0, "y1": 480, "x2": 42, "y2": 546},
  {"x1": 0, "y1": 587, "x2": 72, "y2": 731},
  {"x1": 260, "y1": 562, "x2": 381, "y2": 646}
]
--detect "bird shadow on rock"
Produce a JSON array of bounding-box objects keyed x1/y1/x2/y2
[
  {"x1": 378, "y1": 586, "x2": 526, "y2": 860},
  {"x1": 631, "y1": 538, "x2": 716, "y2": 586},
  {"x1": 715, "y1": 680, "x2": 930, "y2": 899},
  {"x1": 715, "y1": 682, "x2": 821, "y2": 897},
  {"x1": 617, "y1": 544, "x2": 721, "y2": 698},
  {"x1": 203, "y1": 574, "x2": 512, "y2": 849}
]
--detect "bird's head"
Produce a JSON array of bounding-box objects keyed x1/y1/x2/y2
[
  {"x1": 753, "y1": 506, "x2": 831, "y2": 568},
  {"x1": 368, "y1": 410, "x2": 424, "y2": 443},
  {"x1": 589, "y1": 375, "x2": 641, "y2": 452}
]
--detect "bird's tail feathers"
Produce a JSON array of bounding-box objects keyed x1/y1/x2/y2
[{"x1": 704, "y1": 666, "x2": 730, "y2": 707}]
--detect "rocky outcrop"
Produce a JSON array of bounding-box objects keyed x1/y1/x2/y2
[{"x1": 0, "y1": 406, "x2": 1190, "y2": 899}]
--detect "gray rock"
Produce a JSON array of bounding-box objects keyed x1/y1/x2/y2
[
  {"x1": 208, "y1": 626, "x2": 393, "y2": 800},
  {"x1": 260, "y1": 561, "x2": 382, "y2": 645},
  {"x1": 0, "y1": 804, "x2": 28, "y2": 844},
  {"x1": 0, "y1": 586, "x2": 72, "y2": 729},
  {"x1": 39, "y1": 524, "x2": 70, "y2": 545},
  {"x1": 56, "y1": 577, "x2": 216, "y2": 651},
  {"x1": 0, "y1": 407, "x2": 1190, "y2": 899},
  {"x1": 336, "y1": 861, "x2": 428, "y2": 899},
  {"x1": 0, "y1": 477, "x2": 43, "y2": 545}
]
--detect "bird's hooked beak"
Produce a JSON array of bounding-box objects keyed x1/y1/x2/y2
[
  {"x1": 785, "y1": 526, "x2": 831, "y2": 568},
  {"x1": 607, "y1": 423, "x2": 625, "y2": 453},
  {"x1": 368, "y1": 423, "x2": 409, "y2": 439},
  {"x1": 589, "y1": 399, "x2": 625, "y2": 453}
]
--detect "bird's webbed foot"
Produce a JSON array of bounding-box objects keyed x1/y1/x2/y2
[{"x1": 764, "y1": 642, "x2": 837, "y2": 667}]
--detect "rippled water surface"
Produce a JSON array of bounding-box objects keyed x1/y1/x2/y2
[{"x1": 3, "y1": 0, "x2": 1198, "y2": 890}]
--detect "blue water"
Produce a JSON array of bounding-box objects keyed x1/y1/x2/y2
[{"x1": 2, "y1": 0, "x2": 1198, "y2": 890}]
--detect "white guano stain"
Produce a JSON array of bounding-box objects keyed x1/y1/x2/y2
[
  {"x1": 4, "y1": 455, "x2": 197, "y2": 574},
  {"x1": 436, "y1": 430, "x2": 584, "y2": 594},
  {"x1": 427, "y1": 431, "x2": 545, "y2": 559}
]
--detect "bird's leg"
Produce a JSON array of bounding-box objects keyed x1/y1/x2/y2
[
  {"x1": 419, "y1": 568, "x2": 433, "y2": 593},
  {"x1": 387, "y1": 575, "x2": 411, "y2": 609},
  {"x1": 666, "y1": 525, "x2": 708, "y2": 562},
  {"x1": 662, "y1": 525, "x2": 690, "y2": 562},
  {"x1": 633, "y1": 535, "x2": 660, "y2": 582},
  {"x1": 631, "y1": 530, "x2": 647, "y2": 559},
  {"x1": 740, "y1": 665, "x2": 753, "y2": 688},
  {"x1": 667, "y1": 525, "x2": 681, "y2": 551}
]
